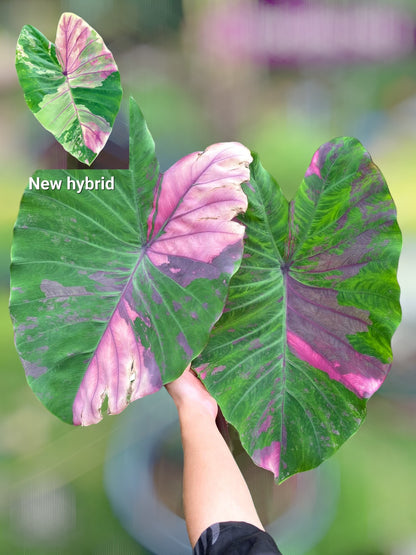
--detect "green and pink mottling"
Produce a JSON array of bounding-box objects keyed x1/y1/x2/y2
[
  {"x1": 252, "y1": 441, "x2": 281, "y2": 478},
  {"x1": 16, "y1": 12, "x2": 122, "y2": 165},
  {"x1": 55, "y1": 13, "x2": 117, "y2": 154},
  {"x1": 72, "y1": 140, "x2": 251, "y2": 425}
]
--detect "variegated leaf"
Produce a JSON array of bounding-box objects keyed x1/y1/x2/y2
[
  {"x1": 16, "y1": 12, "x2": 122, "y2": 165},
  {"x1": 10, "y1": 98, "x2": 251, "y2": 425},
  {"x1": 196, "y1": 137, "x2": 402, "y2": 483}
]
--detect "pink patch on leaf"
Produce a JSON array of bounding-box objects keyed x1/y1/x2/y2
[
  {"x1": 146, "y1": 143, "x2": 251, "y2": 266},
  {"x1": 72, "y1": 298, "x2": 162, "y2": 425},
  {"x1": 258, "y1": 414, "x2": 272, "y2": 434},
  {"x1": 305, "y1": 150, "x2": 322, "y2": 178},
  {"x1": 80, "y1": 117, "x2": 110, "y2": 153},
  {"x1": 177, "y1": 332, "x2": 193, "y2": 357},
  {"x1": 195, "y1": 363, "x2": 209, "y2": 381},
  {"x1": 287, "y1": 330, "x2": 387, "y2": 398},
  {"x1": 252, "y1": 441, "x2": 281, "y2": 479},
  {"x1": 56, "y1": 14, "x2": 117, "y2": 82},
  {"x1": 249, "y1": 338, "x2": 263, "y2": 350}
]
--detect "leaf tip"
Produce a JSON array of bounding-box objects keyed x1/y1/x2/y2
[{"x1": 252, "y1": 441, "x2": 281, "y2": 480}]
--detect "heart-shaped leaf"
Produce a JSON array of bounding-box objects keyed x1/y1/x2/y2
[
  {"x1": 10, "y1": 98, "x2": 251, "y2": 425},
  {"x1": 16, "y1": 12, "x2": 122, "y2": 165},
  {"x1": 195, "y1": 137, "x2": 402, "y2": 483}
]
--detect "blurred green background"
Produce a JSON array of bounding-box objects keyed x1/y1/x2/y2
[{"x1": 1, "y1": 0, "x2": 415, "y2": 553}]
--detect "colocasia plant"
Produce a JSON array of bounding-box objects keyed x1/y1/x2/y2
[{"x1": 10, "y1": 13, "x2": 401, "y2": 483}]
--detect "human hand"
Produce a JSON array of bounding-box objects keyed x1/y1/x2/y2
[{"x1": 165, "y1": 365, "x2": 218, "y2": 421}]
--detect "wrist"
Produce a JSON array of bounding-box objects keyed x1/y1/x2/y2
[{"x1": 177, "y1": 401, "x2": 218, "y2": 425}]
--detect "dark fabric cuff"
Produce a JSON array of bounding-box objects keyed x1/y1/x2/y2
[{"x1": 193, "y1": 521, "x2": 282, "y2": 555}]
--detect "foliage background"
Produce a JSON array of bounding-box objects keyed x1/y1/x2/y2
[{"x1": 0, "y1": 0, "x2": 415, "y2": 553}]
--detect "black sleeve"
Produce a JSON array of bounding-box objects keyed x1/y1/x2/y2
[{"x1": 193, "y1": 521, "x2": 282, "y2": 555}]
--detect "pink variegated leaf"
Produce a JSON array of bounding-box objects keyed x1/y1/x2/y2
[
  {"x1": 10, "y1": 99, "x2": 251, "y2": 425},
  {"x1": 196, "y1": 138, "x2": 402, "y2": 483},
  {"x1": 16, "y1": 12, "x2": 122, "y2": 165}
]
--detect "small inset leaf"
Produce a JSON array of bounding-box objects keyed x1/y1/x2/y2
[
  {"x1": 16, "y1": 12, "x2": 122, "y2": 165},
  {"x1": 196, "y1": 137, "x2": 402, "y2": 483}
]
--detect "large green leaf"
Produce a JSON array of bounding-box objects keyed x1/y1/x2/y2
[
  {"x1": 10, "y1": 98, "x2": 252, "y2": 425},
  {"x1": 195, "y1": 137, "x2": 402, "y2": 483},
  {"x1": 16, "y1": 12, "x2": 122, "y2": 165}
]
